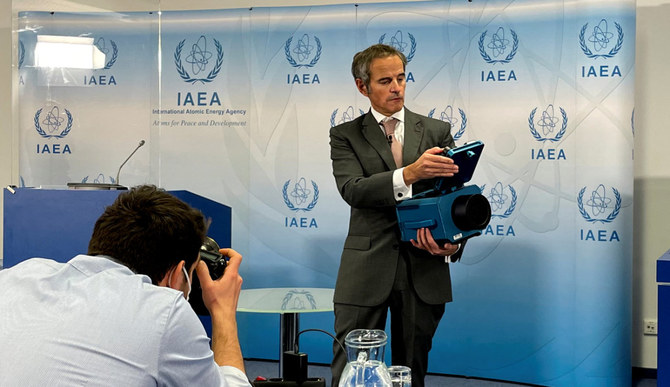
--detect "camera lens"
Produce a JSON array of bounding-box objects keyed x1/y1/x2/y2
[{"x1": 451, "y1": 194, "x2": 491, "y2": 231}]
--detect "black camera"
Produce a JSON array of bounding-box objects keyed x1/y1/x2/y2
[{"x1": 189, "y1": 236, "x2": 227, "y2": 315}]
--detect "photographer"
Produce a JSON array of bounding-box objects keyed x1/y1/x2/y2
[{"x1": 0, "y1": 185, "x2": 250, "y2": 386}]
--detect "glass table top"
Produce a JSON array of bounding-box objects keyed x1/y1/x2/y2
[{"x1": 237, "y1": 287, "x2": 335, "y2": 314}]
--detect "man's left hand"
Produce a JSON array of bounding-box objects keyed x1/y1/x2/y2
[{"x1": 410, "y1": 228, "x2": 459, "y2": 256}]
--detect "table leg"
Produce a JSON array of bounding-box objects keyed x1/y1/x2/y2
[{"x1": 279, "y1": 312, "x2": 299, "y2": 378}]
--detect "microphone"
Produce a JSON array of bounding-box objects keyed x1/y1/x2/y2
[
  {"x1": 387, "y1": 135, "x2": 393, "y2": 145},
  {"x1": 115, "y1": 140, "x2": 146, "y2": 186}
]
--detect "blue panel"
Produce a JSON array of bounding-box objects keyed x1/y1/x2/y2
[{"x1": 657, "y1": 249, "x2": 670, "y2": 283}]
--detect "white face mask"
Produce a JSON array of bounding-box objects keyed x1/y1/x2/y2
[{"x1": 168, "y1": 265, "x2": 192, "y2": 301}]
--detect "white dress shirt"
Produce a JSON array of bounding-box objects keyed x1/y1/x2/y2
[{"x1": 0, "y1": 255, "x2": 250, "y2": 386}]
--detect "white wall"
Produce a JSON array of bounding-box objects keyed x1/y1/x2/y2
[{"x1": 1, "y1": 0, "x2": 669, "y2": 371}]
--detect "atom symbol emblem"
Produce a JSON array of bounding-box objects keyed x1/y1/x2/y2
[
  {"x1": 285, "y1": 34, "x2": 322, "y2": 68},
  {"x1": 488, "y1": 27, "x2": 510, "y2": 58},
  {"x1": 579, "y1": 19, "x2": 624, "y2": 59},
  {"x1": 34, "y1": 106, "x2": 73, "y2": 139},
  {"x1": 440, "y1": 106, "x2": 459, "y2": 128},
  {"x1": 282, "y1": 178, "x2": 319, "y2": 212},
  {"x1": 478, "y1": 27, "x2": 519, "y2": 64},
  {"x1": 389, "y1": 30, "x2": 408, "y2": 53},
  {"x1": 529, "y1": 105, "x2": 567, "y2": 142},
  {"x1": 487, "y1": 182, "x2": 509, "y2": 212},
  {"x1": 330, "y1": 106, "x2": 366, "y2": 127},
  {"x1": 588, "y1": 19, "x2": 614, "y2": 53},
  {"x1": 427, "y1": 106, "x2": 467, "y2": 141},
  {"x1": 290, "y1": 178, "x2": 312, "y2": 206},
  {"x1": 174, "y1": 36, "x2": 224, "y2": 84},
  {"x1": 293, "y1": 34, "x2": 314, "y2": 62},
  {"x1": 379, "y1": 31, "x2": 416, "y2": 62},
  {"x1": 42, "y1": 106, "x2": 65, "y2": 134},
  {"x1": 537, "y1": 104, "x2": 560, "y2": 136},
  {"x1": 585, "y1": 184, "x2": 612, "y2": 216},
  {"x1": 577, "y1": 185, "x2": 622, "y2": 223},
  {"x1": 94, "y1": 37, "x2": 110, "y2": 55},
  {"x1": 185, "y1": 35, "x2": 214, "y2": 76},
  {"x1": 480, "y1": 183, "x2": 517, "y2": 218}
]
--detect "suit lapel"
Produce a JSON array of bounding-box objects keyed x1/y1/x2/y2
[
  {"x1": 361, "y1": 112, "x2": 397, "y2": 170},
  {"x1": 402, "y1": 109, "x2": 424, "y2": 166}
]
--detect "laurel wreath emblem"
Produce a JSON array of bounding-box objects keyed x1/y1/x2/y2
[
  {"x1": 579, "y1": 22, "x2": 624, "y2": 59},
  {"x1": 18, "y1": 40, "x2": 25, "y2": 69},
  {"x1": 428, "y1": 107, "x2": 467, "y2": 141},
  {"x1": 478, "y1": 29, "x2": 519, "y2": 64},
  {"x1": 282, "y1": 180, "x2": 319, "y2": 212},
  {"x1": 379, "y1": 32, "x2": 417, "y2": 63},
  {"x1": 281, "y1": 289, "x2": 318, "y2": 310},
  {"x1": 528, "y1": 107, "x2": 567, "y2": 142},
  {"x1": 481, "y1": 184, "x2": 517, "y2": 219},
  {"x1": 285, "y1": 36, "x2": 322, "y2": 68},
  {"x1": 577, "y1": 186, "x2": 621, "y2": 223},
  {"x1": 101, "y1": 40, "x2": 118, "y2": 70},
  {"x1": 34, "y1": 108, "x2": 73, "y2": 139},
  {"x1": 330, "y1": 108, "x2": 366, "y2": 127},
  {"x1": 174, "y1": 38, "x2": 224, "y2": 84}
]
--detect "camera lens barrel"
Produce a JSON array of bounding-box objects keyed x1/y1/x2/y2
[{"x1": 451, "y1": 193, "x2": 491, "y2": 231}]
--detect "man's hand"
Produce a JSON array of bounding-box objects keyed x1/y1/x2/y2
[
  {"x1": 402, "y1": 147, "x2": 459, "y2": 186},
  {"x1": 195, "y1": 248, "x2": 244, "y2": 372},
  {"x1": 411, "y1": 228, "x2": 459, "y2": 256},
  {"x1": 196, "y1": 248, "x2": 243, "y2": 317}
]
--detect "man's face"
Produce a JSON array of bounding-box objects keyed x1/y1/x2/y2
[{"x1": 356, "y1": 55, "x2": 406, "y2": 116}]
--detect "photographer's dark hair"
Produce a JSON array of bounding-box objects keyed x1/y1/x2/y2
[{"x1": 88, "y1": 185, "x2": 207, "y2": 284}]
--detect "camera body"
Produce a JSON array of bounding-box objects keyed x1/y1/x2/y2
[
  {"x1": 189, "y1": 236, "x2": 227, "y2": 315},
  {"x1": 396, "y1": 141, "x2": 491, "y2": 244}
]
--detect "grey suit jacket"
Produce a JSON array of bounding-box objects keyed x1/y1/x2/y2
[{"x1": 329, "y1": 108, "x2": 462, "y2": 307}]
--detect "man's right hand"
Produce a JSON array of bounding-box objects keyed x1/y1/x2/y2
[
  {"x1": 195, "y1": 248, "x2": 245, "y2": 372},
  {"x1": 403, "y1": 147, "x2": 459, "y2": 186},
  {"x1": 196, "y1": 248, "x2": 243, "y2": 318}
]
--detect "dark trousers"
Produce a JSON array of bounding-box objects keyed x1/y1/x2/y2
[{"x1": 331, "y1": 254, "x2": 445, "y2": 387}]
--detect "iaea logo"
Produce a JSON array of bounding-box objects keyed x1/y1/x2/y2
[
  {"x1": 330, "y1": 106, "x2": 365, "y2": 127},
  {"x1": 579, "y1": 19, "x2": 624, "y2": 59},
  {"x1": 428, "y1": 106, "x2": 467, "y2": 141},
  {"x1": 93, "y1": 37, "x2": 118, "y2": 70},
  {"x1": 174, "y1": 35, "x2": 224, "y2": 84},
  {"x1": 34, "y1": 106, "x2": 73, "y2": 139},
  {"x1": 480, "y1": 182, "x2": 516, "y2": 219},
  {"x1": 281, "y1": 289, "x2": 317, "y2": 310},
  {"x1": 18, "y1": 40, "x2": 25, "y2": 69},
  {"x1": 80, "y1": 174, "x2": 117, "y2": 185},
  {"x1": 379, "y1": 30, "x2": 416, "y2": 63},
  {"x1": 283, "y1": 178, "x2": 319, "y2": 212},
  {"x1": 578, "y1": 184, "x2": 621, "y2": 223},
  {"x1": 285, "y1": 34, "x2": 322, "y2": 68},
  {"x1": 529, "y1": 104, "x2": 567, "y2": 142},
  {"x1": 479, "y1": 27, "x2": 519, "y2": 64}
]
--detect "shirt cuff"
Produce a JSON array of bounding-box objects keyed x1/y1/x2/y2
[
  {"x1": 218, "y1": 366, "x2": 251, "y2": 386},
  {"x1": 444, "y1": 243, "x2": 462, "y2": 263},
  {"x1": 392, "y1": 168, "x2": 412, "y2": 201}
]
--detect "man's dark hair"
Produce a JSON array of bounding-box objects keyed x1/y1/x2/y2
[
  {"x1": 87, "y1": 185, "x2": 207, "y2": 284},
  {"x1": 351, "y1": 44, "x2": 407, "y2": 91}
]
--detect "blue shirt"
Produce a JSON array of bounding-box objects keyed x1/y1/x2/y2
[{"x1": 0, "y1": 255, "x2": 250, "y2": 386}]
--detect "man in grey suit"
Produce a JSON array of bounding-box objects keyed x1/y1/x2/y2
[{"x1": 329, "y1": 44, "x2": 464, "y2": 387}]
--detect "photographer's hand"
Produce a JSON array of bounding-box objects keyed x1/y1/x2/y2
[
  {"x1": 196, "y1": 248, "x2": 244, "y2": 373},
  {"x1": 403, "y1": 147, "x2": 459, "y2": 186}
]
